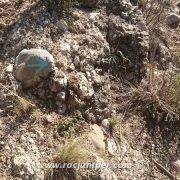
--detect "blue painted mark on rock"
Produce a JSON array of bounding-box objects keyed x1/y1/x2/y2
[{"x1": 26, "y1": 56, "x2": 49, "y2": 71}]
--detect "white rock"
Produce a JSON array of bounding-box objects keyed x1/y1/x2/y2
[
  {"x1": 6, "y1": 64, "x2": 13, "y2": 73},
  {"x1": 88, "y1": 124, "x2": 105, "y2": 152},
  {"x1": 101, "y1": 119, "x2": 110, "y2": 129},
  {"x1": 107, "y1": 138, "x2": 118, "y2": 156}
]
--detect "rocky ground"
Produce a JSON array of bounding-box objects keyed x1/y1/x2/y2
[{"x1": 0, "y1": 0, "x2": 180, "y2": 180}]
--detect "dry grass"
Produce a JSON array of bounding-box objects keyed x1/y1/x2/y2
[
  {"x1": 57, "y1": 140, "x2": 88, "y2": 163},
  {"x1": 121, "y1": 66, "x2": 179, "y2": 121},
  {"x1": 139, "y1": 0, "x2": 170, "y2": 30},
  {"x1": 45, "y1": 140, "x2": 89, "y2": 180}
]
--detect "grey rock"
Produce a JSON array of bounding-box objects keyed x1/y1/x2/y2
[
  {"x1": 13, "y1": 49, "x2": 55, "y2": 87},
  {"x1": 50, "y1": 69, "x2": 68, "y2": 93},
  {"x1": 56, "y1": 91, "x2": 66, "y2": 102},
  {"x1": 69, "y1": 72, "x2": 94, "y2": 100},
  {"x1": 166, "y1": 13, "x2": 180, "y2": 28},
  {"x1": 11, "y1": 133, "x2": 44, "y2": 180},
  {"x1": 43, "y1": 114, "x2": 53, "y2": 123}
]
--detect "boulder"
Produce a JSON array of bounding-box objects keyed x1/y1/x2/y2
[
  {"x1": 13, "y1": 49, "x2": 55, "y2": 87},
  {"x1": 166, "y1": 13, "x2": 180, "y2": 28},
  {"x1": 88, "y1": 124, "x2": 105, "y2": 152}
]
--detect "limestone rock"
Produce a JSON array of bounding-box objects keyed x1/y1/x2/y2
[
  {"x1": 107, "y1": 138, "x2": 118, "y2": 155},
  {"x1": 13, "y1": 49, "x2": 55, "y2": 88},
  {"x1": 5, "y1": 64, "x2": 13, "y2": 73},
  {"x1": 88, "y1": 124, "x2": 105, "y2": 152},
  {"x1": 11, "y1": 133, "x2": 44, "y2": 180},
  {"x1": 101, "y1": 119, "x2": 110, "y2": 129},
  {"x1": 69, "y1": 72, "x2": 94, "y2": 100}
]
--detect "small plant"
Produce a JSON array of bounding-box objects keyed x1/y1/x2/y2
[
  {"x1": 45, "y1": 140, "x2": 88, "y2": 179},
  {"x1": 45, "y1": 0, "x2": 81, "y2": 16},
  {"x1": 97, "y1": 51, "x2": 130, "y2": 77},
  {"x1": 15, "y1": 0, "x2": 23, "y2": 6},
  {"x1": 13, "y1": 96, "x2": 35, "y2": 120},
  {"x1": 57, "y1": 140, "x2": 88, "y2": 163},
  {"x1": 109, "y1": 116, "x2": 118, "y2": 130},
  {"x1": 57, "y1": 117, "x2": 85, "y2": 137}
]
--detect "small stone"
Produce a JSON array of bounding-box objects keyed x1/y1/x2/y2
[
  {"x1": 0, "y1": 109, "x2": 3, "y2": 115},
  {"x1": 86, "y1": 112, "x2": 96, "y2": 123},
  {"x1": 6, "y1": 64, "x2": 13, "y2": 73},
  {"x1": 43, "y1": 115, "x2": 53, "y2": 123},
  {"x1": 101, "y1": 119, "x2": 110, "y2": 129},
  {"x1": 107, "y1": 138, "x2": 118, "y2": 156},
  {"x1": 56, "y1": 91, "x2": 66, "y2": 102}
]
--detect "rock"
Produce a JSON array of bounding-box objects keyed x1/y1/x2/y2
[
  {"x1": 85, "y1": 111, "x2": 96, "y2": 123},
  {"x1": 105, "y1": 10, "x2": 149, "y2": 83},
  {"x1": 56, "y1": 91, "x2": 66, "y2": 102},
  {"x1": 43, "y1": 114, "x2": 53, "y2": 123},
  {"x1": 88, "y1": 124, "x2": 105, "y2": 152},
  {"x1": 50, "y1": 69, "x2": 67, "y2": 93},
  {"x1": 56, "y1": 103, "x2": 67, "y2": 114},
  {"x1": 172, "y1": 159, "x2": 180, "y2": 172},
  {"x1": 101, "y1": 119, "x2": 110, "y2": 129},
  {"x1": 176, "y1": 1, "x2": 180, "y2": 8},
  {"x1": 107, "y1": 138, "x2": 118, "y2": 155},
  {"x1": 100, "y1": 168, "x2": 118, "y2": 180},
  {"x1": 13, "y1": 49, "x2": 55, "y2": 88},
  {"x1": 69, "y1": 72, "x2": 94, "y2": 100},
  {"x1": 5, "y1": 64, "x2": 13, "y2": 73},
  {"x1": 166, "y1": 13, "x2": 180, "y2": 28},
  {"x1": 11, "y1": 134, "x2": 44, "y2": 180}
]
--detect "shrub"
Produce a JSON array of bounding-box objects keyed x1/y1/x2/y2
[
  {"x1": 57, "y1": 140, "x2": 88, "y2": 163},
  {"x1": 45, "y1": 140, "x2": 88, "y2": 179},
  {"x1": 45, "y1": 0, "x2": 81, "y2": 16},
  {"x1": 57, "y1": 117, "x2": 85, "y2": 138}
]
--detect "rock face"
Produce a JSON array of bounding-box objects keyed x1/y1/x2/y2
[
  {"x1": 166, "y1": 13, "x2": 180, "y2": 28},
  {"x1": 104, "y1": 0, "x2": 149, "y2": 83},
  {"x1": 13, "y1": 49, "x2": 55, "y2": 87},
  {"x1": 11, "y1": 133, "x2": 44, "y2": 180}
]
